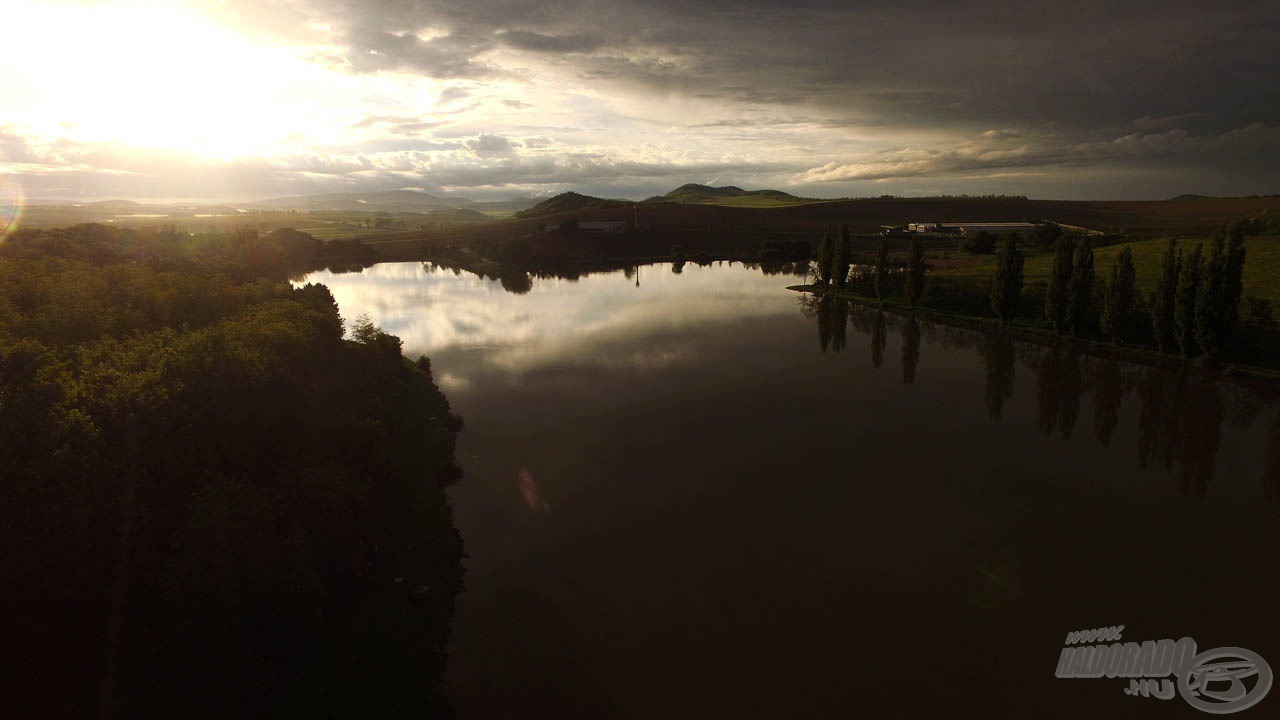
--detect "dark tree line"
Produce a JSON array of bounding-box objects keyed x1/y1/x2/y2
[
  {"x1": 1, "y1": 224, "x2": 465, "y2": 719},
  {"x1": 981, "y1": 222, "x2": 1248, "y2": 355},
  {"x1": 1152, "y1": 230, "x2": 1247, "y2": 358},
  {"x1": 990, "y1": 234, "x2": 1025, "y2": 325}
]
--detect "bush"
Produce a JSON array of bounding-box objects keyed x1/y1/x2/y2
[{"x1": 960, "y1": 230, "x2": 997, "y2": 254}]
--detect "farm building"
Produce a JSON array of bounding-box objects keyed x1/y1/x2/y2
[
  {"x1": 887, "y1": 221, "x2": 1040, "y2": 236},
  {"x1": 543, "y1": 220, "x2": 626, "y2": 234},
  {"x1": 949, "y1": 222, "x2": 1039, "y2": 235}
]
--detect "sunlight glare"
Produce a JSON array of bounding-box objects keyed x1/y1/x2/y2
[
  {"x1": 3, "y1": 1, "x2": 346, "y2": 157},
  {"x1": 0, "y1": 176, "x2": 24, "y2": 241}
]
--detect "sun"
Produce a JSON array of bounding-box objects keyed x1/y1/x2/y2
[{"x1": 1, "y1": 0, "x2": 351, "y2": 158}]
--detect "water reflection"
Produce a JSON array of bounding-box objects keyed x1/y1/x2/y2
[
  {"x1": 309, "y1": 260, "x2": 1280, "y2": 719},
  {"x1": 302, "y1": 261, "x2": 808, "y2": 376},
  {"x1": 870, "y1": 311, "x2": 886, "y2": 369},
  {"x1": 980, "y1": 332, "x2": 1016, "y2": 421},
  {"x1": 1264, "y1": 414, "x2": 1280, "y2": 509},
  {"x1": 819, "y1": 300, "x2": 1280, "y2": 503},
  {"x1": 1035, "y1": 345, "x2": 1082, "y2": 439},
  {"x1": 1091, "y1": 358, "x2": 1123, "y2": 446},
  {"x1": 901, "y1": 314, "x2": 920, "y2": 385}
]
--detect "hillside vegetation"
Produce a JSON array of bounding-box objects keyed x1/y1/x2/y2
[
  {"x1": 513, "y1": 191, "x2": 632, "y2": 218},
  {"x1": 651, "y1": 183, "x2": 815, "y2": 206},
  {"x1": 0, "y1": 224, "x2": 463, "y2": 719}
]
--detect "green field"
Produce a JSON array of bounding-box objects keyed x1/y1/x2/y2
[
  {"x1": 931, "y1": 234, "x2": 1280, "y2": 307},
  {"x1": 687, "y1": 195, "x2": 829, "y2": 208}
]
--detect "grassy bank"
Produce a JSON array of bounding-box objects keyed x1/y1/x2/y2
[{"x1": 931, "y1": 234, "x2": 1280, "y2": 308}]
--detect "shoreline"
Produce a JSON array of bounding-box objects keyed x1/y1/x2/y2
[{"x1": 788, "y1": 283, "x2": 1280, "y2": 385}]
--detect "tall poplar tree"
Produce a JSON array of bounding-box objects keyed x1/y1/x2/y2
[
  {"x1": 1045, "y1": 236, "x2": 1076, "y2": 333},
  {"x1": 1100, "y1": 246, "x2": 1136, "y2": 344},
  {"x1": 1151, "y1": 239, "x2": 1181, "y2": 353},
  {"x1": 904, "y1": 236, "x2": 926, "y2": 309},
  {"x1": 1223, "y1": 226, "x2": 1247, "y2": 338},
  {"x1": 874, "y1": 237, "x2": 889, "y2": 301},
  {"x1": 1065, "y1": 236, "x2": 1094, "y2": 336},
  {"x1": 833, "y1": 224, "x2": 852, "y2": 289},
  {"x1": 815, "y1": 225, "x2": 834, "y2": 286},
  {"x1": 1175, "y1": 243, "x2": 1203, "y2": 356},
  {"x1": 1195, "y1": 233, "x2": 1227, "y2": 357},
  {"x1": 990, "y1": 234, "x2": 1024, "y2": 325}
]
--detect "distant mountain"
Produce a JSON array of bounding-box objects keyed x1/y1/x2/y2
[
  {"x1": 84, "y1": 199, "x2": 145, "y2": 210},
  {"x1": 513, "y1": 192, "x2": 631, "y2": 219},
  {"x1": 424, "y1": 208, "x2": 493, "y2": 223},
  {"x1": 472, "y1": 197, "x2": 539, "y2": 215},
  {"x1": 1168, "y1": 194, "x2": 1214, "y2": 201},
  {"x1": 245, "y1": 190, "x2": 474, "y2": 213},
  {"x1": 656, "y1": 183, "x2": 806, "y2": 204}
]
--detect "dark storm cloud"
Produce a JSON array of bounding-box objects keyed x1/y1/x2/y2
[
  {"x1": 218, "y1": 1, "x2": 1278, "y2": 133},
  {"x1": 498, "y1": 30, "x2": 604, "y2": 54},
  {"x1": 79, "y1": 0, "x2": 1261, "y2": 198}
]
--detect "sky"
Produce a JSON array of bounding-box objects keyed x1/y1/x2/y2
[{"x1": 1, "y1": 0, "x2": 1278, "y2": 203}]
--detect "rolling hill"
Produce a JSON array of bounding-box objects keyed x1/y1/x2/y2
[
  {"x1": 245, "y1": 189, "x2": 476, "y2": 213},
  {"x1": 654, "y1": 183, "x2": 811, "y2": 205},
  {"x1": 513, "y1": 191, "x2": 632, "y2": 219}
]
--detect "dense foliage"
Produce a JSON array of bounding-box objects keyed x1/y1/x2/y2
[
  {"x1": 989, "y1": 235, "x2": 1025, "y2": 325},
  {"x1": 1100, "y1": 247, "x2": 1137, "y2": 344},
  {"x1": 0, "y1": 224, "x2": 463, "y2": 719},
  {"x1": 905, "y1": 237, "x2": 926, "y2": 309}
]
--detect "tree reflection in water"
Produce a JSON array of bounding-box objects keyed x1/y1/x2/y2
[{"x1": 812, "y1": 298, "x2": 1280, "y2": 501}]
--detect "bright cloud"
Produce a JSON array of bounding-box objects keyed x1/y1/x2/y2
[{"x1": 1, "y1": 0, "x2": 1277, "y2": 201}]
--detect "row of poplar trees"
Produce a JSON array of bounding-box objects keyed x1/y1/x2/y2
[
  {"x1": 815, "y1": 224, "x2": 1247, "y2": 358},
  {"x1": 814, "y1": 224, "x2": 927, "y2": 309},
  {"x1": 1150, "y1": 228, "x2": 1247, "y2": 357},
  {"x1": 994, "y1": 227, "x2": 1246, "y2": 357},
  {"x1": 1040, "y1": 235, "x2": 1143, "y2": 345}
]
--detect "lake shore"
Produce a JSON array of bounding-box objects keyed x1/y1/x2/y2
[{"x1": 789, "y1": 282, "x2": 1280, "y2": 384}]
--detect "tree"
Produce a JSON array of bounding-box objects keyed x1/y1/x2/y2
[
  {"x1": 1223, "y1": 225, "x2": 1247, "y2": 338},
  {"x1": 1065, "y1": 235, "x2": 1094, "y2": 336},
  {"x1": 833, "y1": 224, "x2": 852, "y2": 288},
  {"x1": 1033, "y1": 221, "x2": 1064, "y2": 250},
  {"x1": 1195, "y1": 233, "x2": 1227, "y2": 357},
  {"x1": 1044, "y1": 236, "x2": 1076, "y2": 333},
  {"x1": 961, "y1": 230, "x2": 997, "y2": 254},
  {"x1": 904, "y1": 236, "x2": 926, "y2": 309},
  {"x1": 990, "y1": 234, "x2": 1025, "y2": 325},
  {"x1": 873, "y1": 237, "x2": 889, "y2": 301},
  {"x1": 1151, "y1": 239, "x2": 1181, "y2": 353},
  {"x1": 1175, "y1": 242, "x2": 1203, "y2": 356},
  {"x1": 815, "y1": 225, "x2": 834, "y2": 286},
  {"x1": 1100, "y1": 246, "x2": 1136, "y2": 344}
]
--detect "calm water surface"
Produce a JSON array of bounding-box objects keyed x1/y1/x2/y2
[{"x1": 304, "y1": 261, "x2": 1280, "y2": 718}]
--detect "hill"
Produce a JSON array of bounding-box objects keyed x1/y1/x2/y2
[
  {"x1": 658, "y1": 183, "x2": 809, "y2": 205},
  {"x1": 513, "y1": 191, "x2": 631, "y2": 219},
  {"x1": 355, "y1": 194, "x2": 1280, "y2": 269},
  {"x1": 424, "y1": 208, "x2": 493, "y2": 223},
  {"x1": 246, "y1": 189, "x2": 476, "y2": 213},
  {"x1": 84, "y1": 199, "x2": 144, "y2": 210}
]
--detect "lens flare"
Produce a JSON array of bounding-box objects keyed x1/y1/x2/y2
[{"x1": 0, "y1": 177, "x2": 24, "y2": 241}]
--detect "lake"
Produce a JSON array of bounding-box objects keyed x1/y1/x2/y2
[{"x1": 303, "y1": 260, "x2": 1280, "y2": 718}]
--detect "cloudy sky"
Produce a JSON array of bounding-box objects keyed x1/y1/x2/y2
[{"x1": 1, "y1": 0, "x2": 1277, "y2": 202}]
